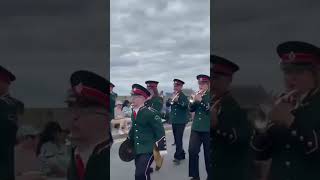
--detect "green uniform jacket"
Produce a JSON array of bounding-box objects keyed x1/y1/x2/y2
[
  {"x1": 251, "y1": 88, "x2": 320, "y2": 180},
  {"x1": 110, "y1": 93, "x2": 116, "y2": 120},
  {"x1": 166, "y1": 92, "x2": 189, "y2": 124},
  {"x1": 144, "y1": 96, "x2": 163, "y2": 112},
  {"x1": 211, "y1": 93, "x2": 251, "y2": 180},
  {"x1": 0, "y1": 94, "x2": 20, "y2": 180},
  {"x1": 67, "y1": 140, "x2": 112, "y2": 180},
  {"x1": 190, "y1": 91, "x2": 210, "y2": 132},
  {"x1": 129, "y1": 106, "x2": 166, "y2": 155}
]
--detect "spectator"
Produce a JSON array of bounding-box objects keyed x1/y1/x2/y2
[
  {"x1": 114, "y1": 100, "x2": 130, "y2": 134},
  {"x1": 37, "y1": 121, "x2": 70, "y2": 177},
  {"x1": 122, "y1": 100, "x2": 132, "y2": 118},
  {"x1": 15, "y1": 125, "x2": 42, "y2": 177}
]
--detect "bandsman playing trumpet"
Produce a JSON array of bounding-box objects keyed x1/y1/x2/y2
[
  {"x1": 251, "y1": 41, "x2": 320, "y2": 180},
  {"x1": 210, "y1": 55, "x2": 250, "y2": 180},
  {"x1": 188, "y1": 74, "x2": 210, "y2": 180},
  {"x1": 166, "y1": 79, "x2": 189, "y2": 164}
]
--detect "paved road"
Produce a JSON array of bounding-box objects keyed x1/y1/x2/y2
[{"x1": 110, "y1": 126, "x2": 207, "y2": 180}]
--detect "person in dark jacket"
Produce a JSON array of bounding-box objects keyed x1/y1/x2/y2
[
  {"x1": 65, "y1": 70, "x2": 112, "y2": 180},
  {"x1": 251, "y1": 41, "x2": 320, "y2": 180},
  {"x1": 0, "y1": 65, "x2": 21, "y2": 180},
  {"x1": 210, "y1": 55, "x2": 251, "y2": 180}
]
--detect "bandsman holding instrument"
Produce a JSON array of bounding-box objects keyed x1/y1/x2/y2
[
  {"x1": 145, "y1": 81, "x2": 163, "y2": 112},
  {"x1": 188, "y1": 74, "x2": 210, "y2": 180},
  {"x1": 210, "y1": 55, "x2": 250, "y2": 180},
  {"x1": 127, "y1": 84, "x2": 167, "y2": 180},
  {"x1": 251, "y1": 41, "x2": 320, "y2": 180},
  {"x1": 166, "y1": 79, "x2": 189, "y2": 164},
  {"x1": 0, "y1": 66, "x2": 22, "y2": 180}
]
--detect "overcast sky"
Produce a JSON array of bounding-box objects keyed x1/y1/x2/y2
[
  {"x1": 0, "y1": 0, "x2": 108, "y2": 108},
  {"x1": 212, "y1": 0, "x2": 320, "y2": 93},
  {"x1": 110, "y1": 0, "x2": 210, "y2": 95}
]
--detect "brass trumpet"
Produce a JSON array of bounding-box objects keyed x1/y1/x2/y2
[
  {"x1": 169, "y1": 92, "x2": 180, "y2": 105},
  {"x1": 189, "y1": 89, "x2": 206, "y2": 103}
]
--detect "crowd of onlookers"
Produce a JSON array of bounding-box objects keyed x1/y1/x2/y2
[{"x1": 15, "y1": 121, "x2": 70, "y2": 179}]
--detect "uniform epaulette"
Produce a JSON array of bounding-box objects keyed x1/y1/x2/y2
[
  {"x1": 0, "y1": 95, "x2": 15, "y2": 105},
  {"x1": 147, "y1": 106, "x2": 157, "y2": 113}
]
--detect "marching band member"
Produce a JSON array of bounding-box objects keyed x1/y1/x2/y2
[
  {"x1": 210, "y1": 55, "x2": 250, "y2": 180},
  {"x1": 188, "y1": 74, "x2": 210, "y2": 180},
  {"x1": 145, "y1": 81, "x2": 163, "y2": 112},
  {"x1": 110, "y1": 83, "x2": 116, "y2": 120},
  {"x1": 65, "y1": 70, "x2": 112, "y2": 180},
  {"x1": 0, "y1": 65, "x2": 21, "y2": 180},
  {"x1": 166, "y1": 79, "x2": 189, "y2": 164},
  {"x1": 128, "y1": 84, "x2": 167, "y2": 180},
  {"x1": 251, "y1": 41, "x2": 320, "y2": 180}
]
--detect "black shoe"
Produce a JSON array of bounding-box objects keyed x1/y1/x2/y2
[{"x1": 173, "y1": 159, "x2": 180, "y2": 165}]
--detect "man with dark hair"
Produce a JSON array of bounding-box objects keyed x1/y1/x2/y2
[{"x1": 66, "y1": 70, "x2": 112, "y2": 180}]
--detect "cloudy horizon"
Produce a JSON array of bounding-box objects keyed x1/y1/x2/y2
[{"x1": 110, "y1": 0, "x2": 210, "y2": 95}]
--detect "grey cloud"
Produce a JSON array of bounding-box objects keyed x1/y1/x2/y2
[
  {"x1": 111, "y1": 0, "x2": 210, "y2": 95},
  {"x1": 1, "y1": 0, "x2": 108, "y2": 107},
  {"x1": 212, "y1": 0, "x2": 320, "y2": 93}
]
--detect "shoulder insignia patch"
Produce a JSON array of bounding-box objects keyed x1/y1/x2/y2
[{"x1": 155, "y1": 115, "x2": 161, "y2": 121}]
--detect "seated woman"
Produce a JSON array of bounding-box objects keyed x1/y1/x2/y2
[
  {"x1": 37, "y1": 121, "x2": 70, "y2": 178},
  {"x1": 114, "y1": 100, "x2": 132, "y2": 134},
  {"x1": 15, "y1": 125, "x2": 43, "y2": 178}
]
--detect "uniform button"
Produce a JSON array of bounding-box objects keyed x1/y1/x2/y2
[
  {"x1": 229, "y1": 134, "x2": 233, "y2": 139},
  {"x1": 199, "y1": 112, "x2": 201, "y2": 115},
  {"x1": 251, "y1": 135, "x2": 254, "y2": 140},
  {"x1": 222, "y1": 132, "x2": 227, "y2": 137},
  {"x1": 285, "y1": 161, "x2": 291, "y2": 167},
  {"x1": 285, "y1": 144, "x2": 291, "y2": 149},
  {"x1": 308, "y1": 141, "x2": 313, "y2": 147},
  {"x1": 136, "y1": 130, "x2": 138, "y2": 132},
  {"x1": 136, "y1": 136, "x2": 139, "y2": 139},
  {"x1": 174, "y1": 113, "x2": 177, "y2": 115},
  {"x1": 291, "y1": 130, "x2": 297, "y2": 136},
  {"x1": 217, "y1": 130, "x2": 221, "y2": 134},
  {"x1": 137, "y1": 143, "x2": 140, "y2": 145},
  {"x1": 299, "y1": 136, "x2": 304, "y2": 141},
  {"x1": 199, "y1": 118, "x2": 202, "y2": 120}
]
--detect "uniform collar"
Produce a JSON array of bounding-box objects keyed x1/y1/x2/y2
[{"x1": 133, "y1": 104, "x2": 144, "y2": 112}]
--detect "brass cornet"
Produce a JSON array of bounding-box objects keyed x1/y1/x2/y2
[
  {"x1": 169, "y1": 92, "x2": 180, "y2": 105},
  {"x1": 189, "y1": 89, "x2": 206, "y2": 103}
]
